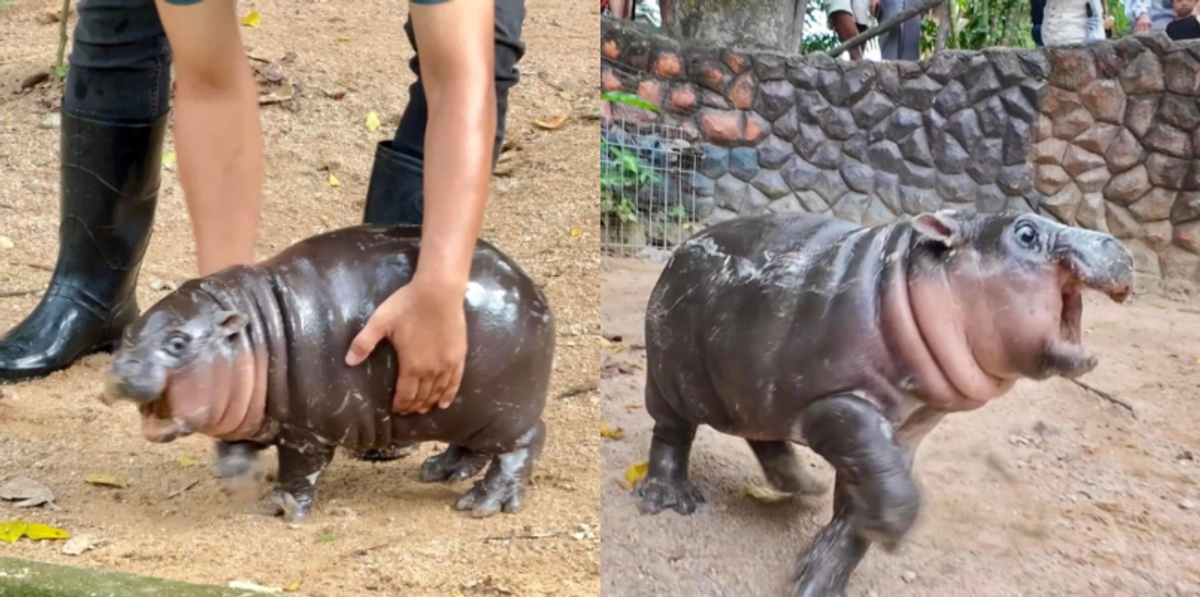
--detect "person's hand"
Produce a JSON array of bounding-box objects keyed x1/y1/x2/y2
[
  {"x1": 344, "y1": 277, "x2": 468, "y2": 415},
  {"x1": 1135, "y1": 13, "x2": 1153, "y2": 33},
  {"x1": 1104, "y1": 14, "x2": 1115, "y2": 29}
]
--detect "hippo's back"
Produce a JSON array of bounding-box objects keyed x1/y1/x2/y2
[{"x1": 254, "y1": 225, "x2": 555, "y2": 449}]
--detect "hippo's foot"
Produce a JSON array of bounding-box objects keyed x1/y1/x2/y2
[
  {"x1": 352, "y1": 443, "x2": 420, "y2": 463},
  {"x1": 747, "y1": 440, "x2": 826, "y2": 495},
  {"x1": 791, "y1": 515, "x2": 867, "y2": 597},
  {"x1": 419, "y1": 445, "x2": 491, "y2": 484},
  {"x1": 634, "y1": 476, "x2": 705, "y2": 515},
  {"x1": 253, "y1": 488, "x2": 311, "y2": 523},
  {"x1": 214, "y1": 440, "x2": 269, "y2": 492},
  {"x1": 454, "y1": 421, "x2": 545, "y2": 518}
]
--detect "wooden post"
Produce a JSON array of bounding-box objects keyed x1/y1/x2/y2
[
  {"x1": 828, "y1": 0, "x2": 945, "y2": 58},
  {"x1": 935, "y1": 0, "x2": 951, "y2": 51}
]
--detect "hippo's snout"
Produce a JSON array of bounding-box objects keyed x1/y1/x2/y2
[
  {"x1": 1055, "y1": 228, "x2": 1134, "y2": 303},
  {"x1": 105, "y1": 355, "x2": 167, "y2": 405}
]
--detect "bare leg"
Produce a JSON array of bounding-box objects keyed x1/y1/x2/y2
[
  {"x1": 635, "y1": 376, "x2": 704, "y2": 515},
  {"x1": 830, "y1": 11, "x2": 864, "y2": 60},
  {"x1": 747, "y1": 440, "x2": 825, "y2": 495},
  {"x1": 153, "y1": 0, "x2": 262, "y2": 276},
  {"x1": 454, "y1": 420, "x2": 546, "y2": 517}
]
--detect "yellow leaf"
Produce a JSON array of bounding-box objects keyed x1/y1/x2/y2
[
  {"x1": 365, "y1": 111, "x2": 381, "y2": 132},
  {"x1": 0, "y1": 235, "x2": 13, "y2": 250},
  {"x1": 1195, "y1": 357, "x2": 1200, "y2": 365},
  {"x1": 328, "y1": 172, "x2": 340, "y2": 187},
  {"x1": 570, "y1": 228, "x2": 582, "y2": 237},
  {"x1": 0, "y1": 521, "x2": 27, "y2": 544},
  {"x1": 598, "y1": 337, "x2": 612, "y2": 348},
  {"x1": 284, "y1": 581, "x2": 302, "y2": 592},
  {"x1": 559, "y1": 90, "x2": 574, "y2": 100},
  {"x1": 621, "y1": 461, "x2": 649, "y2": 490},
  {"x1": 624, "y1": 403, "x2": 642, "y2": 410},
  {"x1": 241, "y1": 10, "x2": 261, "y2": 27},
  {"x1": 24, "y1": 523, "x2": 69, "y2": 540},
  {"x1": 335, "y1": 35, "x2": 351, "y2": 42},
  {"x1": 179, "y1": 456, "x2": 201, "y2": 468},
  {"x1": 85, "y1": 474, "x2": 127, "y2": 488},
  {"x1": 743, "y1": 484, "x2": 792, "y2": 503},
  {"x1": 533, "y1": 114, "x2": 569, "y2": 130},
  {"x1": 600, "y1": 421, "x2": 626, "y2": 440},
  {"x1": 162, "y1": 150, "x2": 177, "y2": 166},
  {"x1": 453, "y1": 590, "x2": 465, "y2": 597}
]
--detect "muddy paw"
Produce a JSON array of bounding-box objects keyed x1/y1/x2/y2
[
  {"x1": 252, "y1": 489, "x2": 309, "y2": 523},
  {"x1": 634, "y1": 477, "x2": 704, "y2": 515},
  {"x1": 419, "y1": 447, "x2": 490, "y2": 484},
  {"x1": 453, "y1": 476, "x2": 526, "y2": 518}
]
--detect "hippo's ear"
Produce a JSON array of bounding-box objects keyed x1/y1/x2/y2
[
  {"x1": 215, "y1": 311, "x2": 249, "y2": 338},
  {"x1": 911, "y1": 212, "x2": 961, "y2": 248}
]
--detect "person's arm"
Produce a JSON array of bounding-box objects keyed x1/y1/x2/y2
[
  {"x1": 154, "y1": 0, "x2": 263, "y2": 276},
  {"x1": 345, "y1": 0, "x2": 496, "y2": 415}
]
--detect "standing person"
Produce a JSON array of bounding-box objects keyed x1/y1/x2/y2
[
  {"x1": 1166, "y1": 0, "x2": 1200, "y2": 38},
  {"x1": 828, "y1": 0, "x2": 875, "y2": 60},
  {"x1": 1032, "y1": 0, "x2": 1047, "y2": 45},
  {"x1": 0, "y1": 0, "x2": 524, "y2": 419},
  {"x1": 1127, "y1": 0, "x2": 1176, "y2": 33},
  {"x1": 1041, "y1": 0, "x2": 1094, "y2": 46},
  {"x1": 878, "y1": 0, "x2": 922, "y2": 60}
]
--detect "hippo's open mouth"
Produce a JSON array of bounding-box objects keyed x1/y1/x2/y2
[
  {"x1": 1060, "y1": 288, "x2": 1083, "y2": 346},
  {"x1": 136, "y1": 398, "x2": 195, "y2": 443}
]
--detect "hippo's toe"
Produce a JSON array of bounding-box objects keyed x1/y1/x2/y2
[
  {"x1": 419, "y1": 445, "x2": 490, "y2": 484},
  {"x1": 634, "y1": 477, "x2": 705, "y2": 516},
  {"x1": 252, "y1": 489, "x2": 310, "y2": 523}
]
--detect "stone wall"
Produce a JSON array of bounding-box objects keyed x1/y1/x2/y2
[{"x1": 600, "y1": 17, "x2": 1200, "y2": 284}]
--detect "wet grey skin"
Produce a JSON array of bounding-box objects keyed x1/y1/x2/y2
[
  {"x1": 634, "y1": 210, "x2": 1134, "y2": 596},
  {"x1": 106, "y1": 225, "x2": 555, "y2": 522}
]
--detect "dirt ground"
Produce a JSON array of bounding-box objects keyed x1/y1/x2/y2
[
  {"x1": 600, "y1": 255, "x2": 1200, "y2": 597},
  {"x1": 0, "y1": 1, "x2": 599, "y2": 596}
]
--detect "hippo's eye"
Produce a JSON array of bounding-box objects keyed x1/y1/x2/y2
[
  {"x1": 1013, "y1": 223, "x2": 1039, "y2": 249},
  {"x1": 164, "y1": 333, "x2": 191, "y2": 356}
]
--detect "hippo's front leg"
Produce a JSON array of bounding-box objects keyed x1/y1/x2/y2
[
  {"x1": 256, "y1": 431, "x2": 336, "y2": 522},
  {"x1": 791, "y1": 393, "x2": 921, "y2": 596},
  {"x1": 213, "y1": 440, "x2": 269, "y2": 490}
]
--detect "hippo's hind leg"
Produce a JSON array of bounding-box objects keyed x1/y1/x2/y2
[
  {"x1": 453, "y1": 419, "x2": 546, "y2": 518},
  {"x1": 747, "y1": 440, "x2": 825, "y2": 495},
  {"x1": 255, "y1": 432, "x2": 336, "y2": 523},
  {"x1": 790, "y1": 393, "x2": 921, "y2": 596},
  {"x1": 635, "y1": 375, "x2": 704, "y2": 515},
  {"x1": 419, "y1": 444, "x2": 492, "y2": 483}
]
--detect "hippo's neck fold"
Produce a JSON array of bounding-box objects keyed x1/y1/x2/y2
[
  {"x1": 195, "y1": 266, "x2": 289, "y2": 441},
  {"x1": 879, "y1": 229, "x2": 1011, "y2": 411}
]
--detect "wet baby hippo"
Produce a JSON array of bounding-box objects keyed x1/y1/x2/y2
[
  {"x1": 105, "y1": 225, "x2": 555, "y2": 522},
  {"x1": 635, "y1": 210, "x2": 1133, "y2": 596}
]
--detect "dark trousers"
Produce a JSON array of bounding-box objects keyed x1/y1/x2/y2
[{"x1": 66, "y1": 0, "x2": 526, "y2": 224}]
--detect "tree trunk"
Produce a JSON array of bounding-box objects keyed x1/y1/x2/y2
[
  {"x1": 936, "y1": 0, "x2": 951, "y2": 51},
  {"x1": 791, "y1": 0, "x2": 810, "y2": 53}
]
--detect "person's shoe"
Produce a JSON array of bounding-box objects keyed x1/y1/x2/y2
[
  {"x1": 0, "y1": 107, "x2": 166, "y2": 383},
  {"x1": 362, "y1": 140, "x2": 425, "y2": 227}
]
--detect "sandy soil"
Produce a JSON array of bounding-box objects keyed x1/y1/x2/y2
[
  {"x1": 0, "y1": 1, "x2": 600, "y2": 595},
  {"x1": 600, "y1": 255, "x2": 1200, "y2": 597}
]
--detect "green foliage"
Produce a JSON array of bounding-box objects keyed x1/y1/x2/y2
[
  {"x1": 601, "y1": 91, "x2": 661, "y2": 114},
  {"x1": 600, "y1": 140, "x2": 659, "y2": 224},
  {"x1": 803, "y1": 0, "x2": 843, "y2": 53}
]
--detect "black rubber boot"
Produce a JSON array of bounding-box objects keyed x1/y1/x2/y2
[
  {"x1": 362, "y1": 140, "x2": 425, "y2": 227},
  {"x1": 0, "y1": 107, "x2": 166, "y2": 383}
]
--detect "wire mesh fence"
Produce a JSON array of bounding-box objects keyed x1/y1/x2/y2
[{"x1": 600, "y1": 118, "x2": 708, "y2": 257}]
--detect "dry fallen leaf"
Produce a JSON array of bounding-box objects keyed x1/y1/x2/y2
[
  {"x1": 600, "y1": 421, "x2": 626, "y2": 440},
  {"x1": 0, "y1": 476, "x2": 56, "y2": 508},
  {"x1": 335, "y1": 35, "x2": 351, "y2": 42},
  {"x1": 84, "y1": 474, "x2": 127, "y2": 489},
  {"x1": 179, "y1": 456, "x2": 201, "y2": 468},
  {"x1": 621, "y1": 461, "x2": 649, "y2": 490},
  {"x1": 365, "y1": 111, "x2": 382, "y2": 132},
  {"x1": 61, "y1": 535, "x2": 94, "y2": 555},
  {"x1": 533, "y1": 114, "x2": 569, "y2": 130},
  {"x1": 0, "y1": 235, "x2": 14, "y2": 250},
  {"x1": 328, "y1": 172, "x2": 340, "y2": 187},
  {"x1": 24, "y1": 523, "x2": 70, "y2": 540},
  {"x1": 743, "y1": 484, "x2": 793, "y2": 503},
  {"x1": 570, "y1": 228, "x2": 582, "y2": 237},
  {"x1": 0, "y1": 521, "x2": 26, "y2": 544},
  {"x1": 241, "y1": 10, "x2": 261, "y2": 27},
  {"x1": 625, "y1": 403, "x2": 642, "y2": 410},
  {"x1": 283, "y1": 581, "x2": 302, "y2": 592}
]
